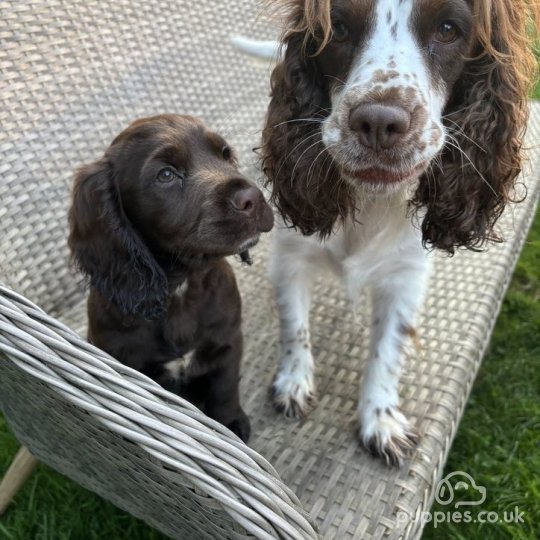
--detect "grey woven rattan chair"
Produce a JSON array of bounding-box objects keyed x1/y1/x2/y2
[{"x1": 1, "y1": 1, "x2": 539, "y2": 538}]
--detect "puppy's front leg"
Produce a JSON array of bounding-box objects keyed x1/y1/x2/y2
[
  {"x1": 358, "y1": 263, "x2": 428, "y2": 466},
  {"x1": 193, "y1": 331, "x2": 250, "y2": 442},
  {"x1": 270, "y1": 250, "x2": 317, "y2": 418}
]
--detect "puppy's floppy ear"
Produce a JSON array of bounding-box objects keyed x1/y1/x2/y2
[
  {"x1": 68, "y1": 159, "x2": 167, "y2": 319},
  {"x1": 414, "y1": 0, "x2": 538, "y2": 253},
  {"x1": 262, "y1": 3, "x2": 354, "y2": 238}
]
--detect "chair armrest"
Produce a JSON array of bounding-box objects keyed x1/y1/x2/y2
[{"x1": 0, "y1": 284, "x2": 318, "y2": 539}]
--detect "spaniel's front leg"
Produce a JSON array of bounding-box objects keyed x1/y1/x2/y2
[
  {"x1": 357, "y1": 259, "x2": 429, "y2": 466},
  {"x1": 269, "y1": 236, "x2": 318, "y2": 418},
  {"x1": 193, "y1": 329, "x2": 251, "y2": 442}
]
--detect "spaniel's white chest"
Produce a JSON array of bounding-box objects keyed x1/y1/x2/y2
[{"x1": 274, "y1": 191, "x2": 427, "y2": 297}]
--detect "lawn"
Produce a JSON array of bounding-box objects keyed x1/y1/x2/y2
[
  {"x1": 1, "y1": 73, "x2": 539, "y2": 540},
  {"x1": 422, "y1": 211, "x2": 540, "y2": 540}
]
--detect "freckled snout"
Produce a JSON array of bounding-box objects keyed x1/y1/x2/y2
[
  {"x1": 349, "y1": 103, "x2": 411, "y2": 150},
  {"x1": 230, "y1": 184, "x2": 274, "y2": 232}
]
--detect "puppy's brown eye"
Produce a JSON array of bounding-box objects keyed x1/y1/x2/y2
[
  {"x1": 435, "y1": 21, "x2": 458, "y2": 44},
  {"x1": 332, "y1": 21, "x2": 349, "y2": 43},
  {"x1": 157, "y1": 167, "x2": 177, "y2": 183},
  {"x1": 222, "y1": 145, "x2": 231, "y2": 160}
]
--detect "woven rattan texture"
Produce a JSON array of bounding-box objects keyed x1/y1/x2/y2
[
  {"x1": 0, "y1": 287, "x2": 317, "y2": 540},
  {"x1": 1, "y1": 0, "x2": 539, "y2": 538},
  {"x1": 0, "y1": 358, "x2": 256, "y2": 540},
  {"x1": 0, "y1": 0, "x2": 275, "y2": 315}
]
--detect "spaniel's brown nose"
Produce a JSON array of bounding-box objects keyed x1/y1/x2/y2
[
  {"x1": 349, "y1": 103, "x2": 411, "y2": 150},
  {"x1": 230, "y1": 185, "x2": 274, "y2": 232},
  {"x1": 230, "y1": 186, "x2": 263, "y2": 217}
]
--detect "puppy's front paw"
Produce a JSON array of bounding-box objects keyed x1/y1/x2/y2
[
  {"x1": 271, "y1": 369, "x2": 316, "y2": 419},
  {"x1": 226, "y1": 409, "x2": 251, "y2": 443},
  {"x1": 359, "y1": 406, "x2": 418, "y2": 467}
]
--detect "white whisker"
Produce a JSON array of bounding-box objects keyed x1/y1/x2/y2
[
  {"x1": 444, "y1": 118, "x2": 487, "y2": 153},
  {"x1": 273, "y1": 118, "x2": 325, "y2": 128},
  {"x1": 274, "y1": 130, "x2": 323, "y2": 183},
  {"x1": 445, "y1": 135, "x2": 497, "y2": 198},
  {"x1": 290, "y1": 138, "x2": 325, "y2": 185}
]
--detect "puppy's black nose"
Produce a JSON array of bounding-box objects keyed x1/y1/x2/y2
[
  {"x1": 349, "y1": 103, "x2": 410, "y2": 150},
  {"x1": 230, "y1": 186, "x2": 261, "y2": 217}
]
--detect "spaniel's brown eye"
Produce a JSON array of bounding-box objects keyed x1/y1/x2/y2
[
  {"x1": 435, "y1": 21, "x2": 458, "y2": 44},
  {"x1": 222, "y1": 145, "x2": 231, "y2": 160},
  {"x1": 157, "y1": 167, "x2": 177, "y2": 183},
  {"x1": 332, "y1": 21, "x2": 349, "y2": 43}
]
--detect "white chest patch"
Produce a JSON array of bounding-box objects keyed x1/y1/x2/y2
[{"x1": 164, "y1": 356, "x2": 191, "y2": 381}]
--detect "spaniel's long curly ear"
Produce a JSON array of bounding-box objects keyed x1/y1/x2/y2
[
  {"x1": 414, "y1": 0, "x2": 539, "y2": 253},
  {"x1": 262, "y1": 1, "x2": 354, "y2": 238},
  {"x1": 68, "y1": 159, "x2": 167, "y2": 319}
]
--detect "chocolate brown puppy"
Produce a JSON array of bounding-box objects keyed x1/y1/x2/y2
[{"x1": 68, "y1": 114, "x2": 274, "y2": 441}]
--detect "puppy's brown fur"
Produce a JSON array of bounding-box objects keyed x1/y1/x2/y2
[{"x1": 69, "y1": 114, "x2": 274, "y2": 441}]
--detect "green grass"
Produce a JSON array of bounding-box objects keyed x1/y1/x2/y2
[
  {"x1": 0, "y1": 418, "x2": 165, "y2": 540},
  {"x1": 533, "y1": 45, "x2": 540, "y2": 99},
  {"x1": 422, "y1": 210, "x2": 540, "y2": 540}
]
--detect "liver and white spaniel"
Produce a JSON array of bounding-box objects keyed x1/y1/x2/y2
[{"x1": 254, "y1": 0, "x2": 538, "y2": 465}]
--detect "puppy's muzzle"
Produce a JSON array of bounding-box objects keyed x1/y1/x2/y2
[{"x1": 229, "y1": 184, "x2": 274, "y2": 233}]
